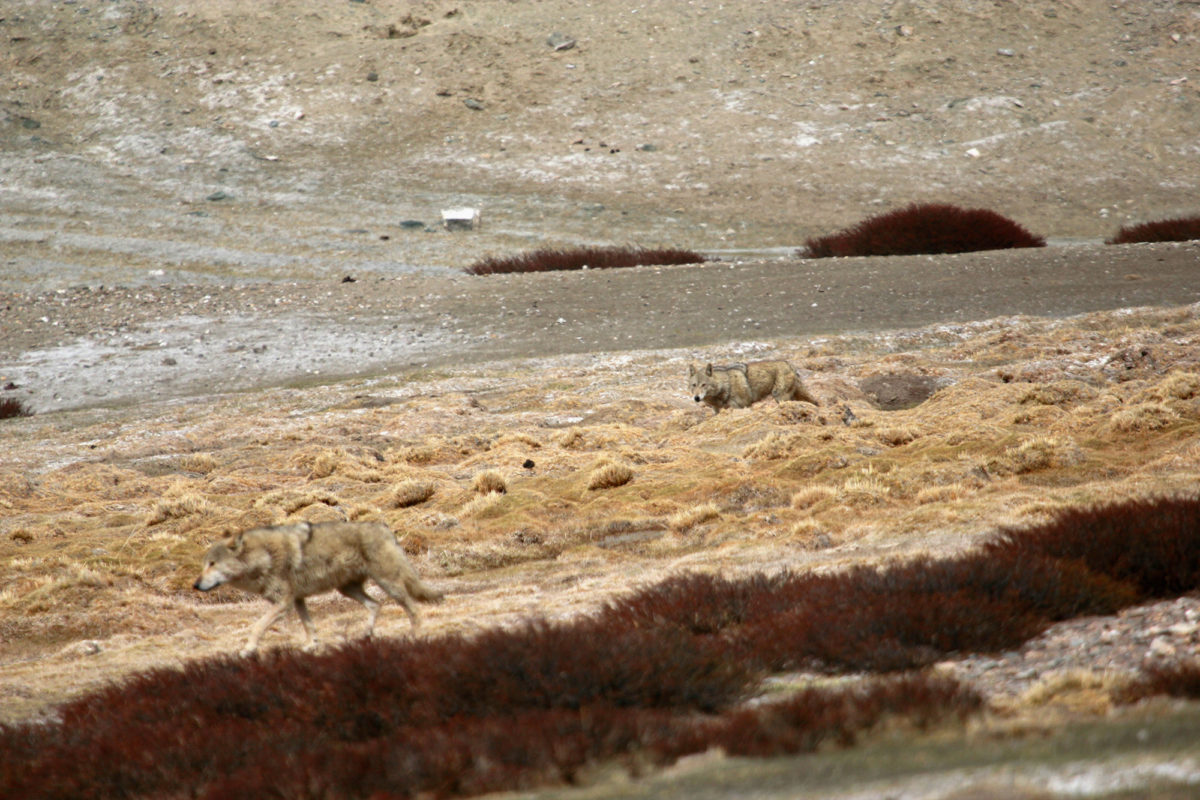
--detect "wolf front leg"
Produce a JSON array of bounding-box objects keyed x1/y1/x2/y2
[{"x1": 241, "y1": 600, "x2": 292, "y2": 656}]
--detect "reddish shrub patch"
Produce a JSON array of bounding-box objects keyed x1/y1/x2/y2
[
  {"x1": 1119, "y1": 660, "x2": 1200, "y2": 704},
  {"x1": 985, "y1": 496, "x2": 1200, "y2": 600},
  {"x1": 0, "y1": 397, "x2": 32, "y2": 419},
  {"x1": 4, "y1": 495, "x2": 1199, "y2": 799},
  {"x1": 1107, "y1": 214, "x2": 1200, "y2": 245},
  {"x1": 464, "y1": 245, "x2": 705, "y2": 275},
  {"x1": 802, "y1": 203, "x2": 1046, "y2": 258}
]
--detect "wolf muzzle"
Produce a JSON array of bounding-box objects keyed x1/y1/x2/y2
[{"x1": 193, "y1": 575, "x2": 219, "y2": 591}]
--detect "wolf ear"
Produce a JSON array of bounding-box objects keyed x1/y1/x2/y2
[
  {"x1": 688, "y1": 364, "x2": 696, "y2": 377},
  {"x1": 228, "y1": 531, "x2": 245, "y2": 553},
  {"x1": 705, "y1": 363, "x2": 714, "y2": 376}
]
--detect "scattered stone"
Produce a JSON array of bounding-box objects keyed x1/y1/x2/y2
[
  {"x1": 546, "y1": 32, "x2": 576, "y2": 51},
  {"x1": 997, "y1": 48, "x2": 1016, "y2": 57},
  {"x1": 463, "y1": 98, "x2": 485, "y2": 111},
  {"x1": 523, "y1": 459, "x2": 536, "y2": 470},
  {"x1": 366, "y1": 71, "x2": 379, "y2": 82},
  {"x1": 398, "y1": 219, "x2": 426, "y2": 230},
  {"x1": 205, "y1": 190, "x2": 231, "y2": 202},
  {"x1": 341, "y1": 275, "x2": 357, "y2": 283},
  {"x1": 1148, "y1": 636, "x2": 1177, "y2": 659},
  {"x1": 61, "y1": 640, "x2": 102, "y2": 657},
  {"x1": 637, "y1": 143, "x2": 658, "y2": 152}
]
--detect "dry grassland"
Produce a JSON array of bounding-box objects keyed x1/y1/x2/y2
[{"x1": 3, "y1": 303, "x2": 1200, "y2": 723}]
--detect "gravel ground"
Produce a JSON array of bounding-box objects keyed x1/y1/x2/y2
[{"x1": 3, "y1": 240, "x2": 1199, "y2": 413}]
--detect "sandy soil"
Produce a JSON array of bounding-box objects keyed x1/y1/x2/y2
[{"x1": 3, "y1": 2, "x2": 1200, "y2": 797}]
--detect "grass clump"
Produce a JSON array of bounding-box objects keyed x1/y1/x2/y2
[
  {"x1": 802, "y1": 203, "x2": 1046, "y2": 258},
  {"x1": 668, "y1": 502, "x2": 720, "y2": 532},
  {"x1": 465, "y1": 246, "x2": 705, "y2": 275},
  {"x1": 1107, "y1": 214, "x2": 1200, "y2": 244},
  {"x1": 471, "y1": 469, "x2": 507, "y2": 495},
  {"x1": 387, "y1": 478, "x2": 436, "y2": 508},
  {"x1": 587, "y1": 459, "x2": 634, "y2": 490}
]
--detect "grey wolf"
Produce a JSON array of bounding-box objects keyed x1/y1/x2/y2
[
  {"x1": 688, "y1": 360, "x2": 819, "y2": 413},
  {"x1": 194, "y1": 520, "x2": 443, "y2": 655}
]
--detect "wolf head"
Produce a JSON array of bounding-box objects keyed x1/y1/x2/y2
[
  {"x1": 688, "y1": 363, "x2": 719, "y2": 403},
  {"x1": 192, "y1": 539, "x2": 244, "y2": 591}
]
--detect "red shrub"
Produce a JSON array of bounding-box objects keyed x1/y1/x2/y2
[
  {"x1": 985, "y1": 496, "x2": 1200, "y2": 600},
  {"x1": 1107, "y1": 214, "x2": 1200, "y2": 244},
  {"x1": 1118, "y1": 660, "x2": 1200, "y2": 704},
  {"x1": 802, "y1": 203, "x2": 1046, "y2": 258},
  {"x1": 0, "y1": 397, "x2": 32, "y2": 419},
  {"x1": 464, "y1": 246, "x2": 705, "y2": 275}
]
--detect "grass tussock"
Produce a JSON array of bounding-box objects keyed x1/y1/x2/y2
[
  {"x1": 587, "y1": 459, "x2": 634, "y2": 490},
  {"x1": 802, "y1": 203, "x2": 1046, "y2": 258},
  {"x1": 1107, "y1": 402, "x2": 1179, "y2": 434},
  {"x1": 1107, "y1": 214, "x2": 1200, "y2": 245},
  {"x1": 253, "y1": 489, "x2": 342, "y2": 515},
  {"x1": 386, "y1": 478, "x2": 436, "y2": 508},
  {"x1": 459, "y1": 490, "x2": 506, "y2": 518},
  {"x1": 145, "y1": 490, "x2": 215, "y2": 526},
  {"x1": 791, "y1": 485, "x2": 837, "y2": 510},
  {"x1": 472, "y1": 469, "x2": 507, "y2": 495},
  {"x1": 179, "y1": 453, "x2": 218, "y2": 474},
  {"x1": 993, "y1": 435, "x2": 1077, "y2": 475},
  {"x1": 6, "y1": 496, "x2": 1200, "y2": 798},
  {"x1": 465, "y1": 245, "x2": 706, "y2": 275},
  {"x1": 668, "y1": 502, "x2": 720, "y2": 532}
]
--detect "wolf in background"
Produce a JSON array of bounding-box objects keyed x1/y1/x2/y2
[
  {"x1": 194, "y1": 520, "x2": 443, "y2": 655},
  {"x1": 688, "y1": 360, "x2": 819, "y2": 413}
]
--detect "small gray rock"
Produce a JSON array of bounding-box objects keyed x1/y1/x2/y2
[{"x1": 546, "y1": 32, "x2": 576, "y2": 51}]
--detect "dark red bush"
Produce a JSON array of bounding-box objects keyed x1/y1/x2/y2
[
  {"x1": 1107, "y1": 214, "x2": 1200, "y2": 244},
  {"x1": 465, "y1": 245, "x2": 705, "y2": 275},
  {"x1": 985, "y1": 496, "x2": 1200, "y2": 600},
  {"x1": 0, "y1": 397, "x2": 32, "y2": 419},
  {"x1": 802, "y1": 203, "x2": 1046, "y2": 258},
  {"x1": 1118, "y1": 660, "x2": 1200, "y2": 704}
]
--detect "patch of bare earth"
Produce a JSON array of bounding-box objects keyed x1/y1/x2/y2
[{"x1": 3, "y1": 302, "x2": 1200, "y2": 727}]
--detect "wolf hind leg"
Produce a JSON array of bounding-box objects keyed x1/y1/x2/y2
[
  {"x1": 370, "y1": 574, "x2": 421, "y2": 628},
  {"x1": 338, "y1": 581, "x2": 382, "y2": 637}
]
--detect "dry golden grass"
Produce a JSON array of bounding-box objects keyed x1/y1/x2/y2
[
  {"x1": 3, "y1": 304, "x2": 1200, "y2": 722},
  {"x1": 998, "y1": 669, "x2": 1135, "y2": 717},
  {"x1": 472, "y1": 469, "x2": 508, "y2": 495},
  {"x1": 668, "y1": 502, "x2": 720, "y2": 532},
  {"x1": 386, "y1": 479, "x2": 436, "y2": 508},
  {"x1": 586, "y1": 459, "x2": 634, "y2": 490},
  {"x1": 1108, "y1": 401, "x2": 1180, "y2": 434},
  {"x1": 791, "y1": 485, "x2": 838, "y2": 510}
]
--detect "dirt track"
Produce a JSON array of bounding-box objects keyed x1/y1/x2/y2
[{"x1": 4, "y1": 240, "x2": 1199, "y2": 413}]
